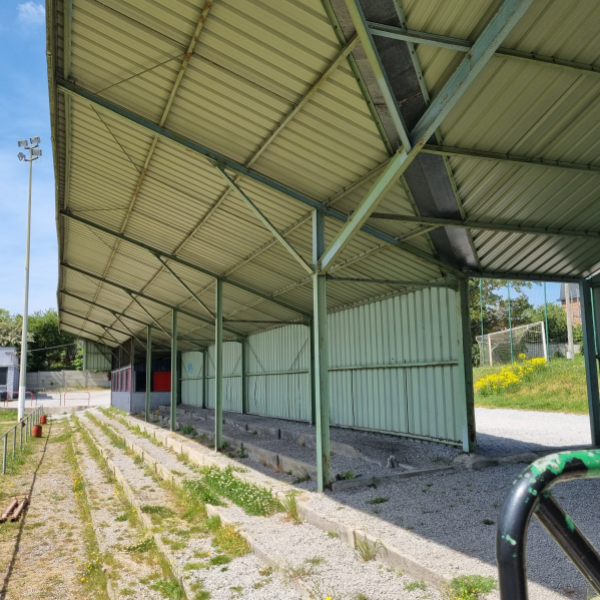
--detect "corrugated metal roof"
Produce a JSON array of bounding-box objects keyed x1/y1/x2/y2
[{"x1": 48, "y1": 0, "x2": 600, "y2": 348}]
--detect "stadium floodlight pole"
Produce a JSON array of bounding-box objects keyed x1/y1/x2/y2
[
  {"x1": 16, "y1": 137, "x2": 41, "y2": 421},
  {"x1": 480, "y1": 279, "x2": 485, "y2": 366}
]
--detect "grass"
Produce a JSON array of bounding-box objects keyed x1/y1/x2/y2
[
  {"x1": 206, "y1": 516, "x2": 251, "y2": 557},
  {"x1": 281, "y1": 491, "x2": 301, "y2": 524},
  {"x1": 474, "y1": 356, "x2": 588, "y2": 413},
  {"x1": 366, "y1": 497, "x2": 389, "y2": 505},
  {"x1": 0, "y1": 409, "x2": 18, "y2": 422},
  {"x1": 447, "y1": 575, "x2": 496, "y2": 600},
  {"x1": 355, "y1": 536, "x2": 381, "y2": 561},
  {"x1": 338, "y1": 470, "x2": 358, "y2": 480},
  {"x1": 404, "y1": 580, "x2": 427, "y2": 592},
  {"x1": 150, "y1": 578, "x2": 184, "y2": 600}
]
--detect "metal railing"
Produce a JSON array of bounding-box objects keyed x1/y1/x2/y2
[
  {"x1": 63, "y1": 390, "x2": 90, "y2": 406},
  {"x1": 497, "y1": 450, "x2": 600, "y2": 599},
  {"x1": 1, "y1": 406, "x2": 43, "y2": 475},
  {"x1": 5, "y1": 391, "x2": 34, "y2": 408}
]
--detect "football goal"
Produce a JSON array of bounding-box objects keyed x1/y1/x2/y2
[{"x1": 476, "y1": 321, "x2": 547, "y2": 366}]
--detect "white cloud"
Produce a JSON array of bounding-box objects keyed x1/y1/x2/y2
[{"x1": 17, "y1": 2, "x2": 45, "y2": 26}]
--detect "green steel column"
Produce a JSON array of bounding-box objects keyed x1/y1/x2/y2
[
  {"x1": 309, "y1": 320, "x2": 316, "y2": 425},
  {"x1": 507, "y1": 281, "x2": 514, "y2": 363},
  {"x1": 170, "y1": 310, "x2": 177, "y2": 432},
  {"x1": 130, "y1": 339, "x2": 135, "y2": 413},
  {"x1": 479, "y1": 278, "x2": 484, "y2": 366},
  {"x1": 312, "y1": 210, "x2": 331, "y2": 491},
  {"x1": 543, "y1": 282, "x2": 550, "y2": 361},
  {"x1": 457, "y1": 278, "x2": 477, "y2": 453},
  {"x1": 215, "y1": 279, "x2": 224, "y2": 450},
  {"x1": 241, "y1": 337, "x2": 248, "y2": 415},
  {"x1": 202, "y1": 348, "x2": 207, "y2": 409},
  {"x1": 145, "y1": 325, "x2": 151, "y2": 422},
  {"x1": 580, "y1": 279, "x2": 600, "y2": 446}
]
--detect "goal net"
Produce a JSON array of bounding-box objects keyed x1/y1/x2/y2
[{"x1": 476, "y1": 321, "x2": 547, "y2": 366}]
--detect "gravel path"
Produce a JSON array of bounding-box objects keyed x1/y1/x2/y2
[
  {"x1": 80, "y1": 413, "x2": 306, "y2": 600},
  {"x1": 72, "y1": 427, "x2": 164, "y2": 599},
  {"x1": 475, "y1": 407, "x2": 592, "y2": 456},
  {"x1": 0, "y1": 420, "x2": 95, "y2": 599}
]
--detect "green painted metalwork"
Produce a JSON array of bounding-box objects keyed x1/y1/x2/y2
[
  {"x1": 59, "y1": 210, "x2": 311, "y2": 318},
  {"x1": 202, "y1": 348, "x2": 208, "y2": 409},
  {"x1": 368, "y1": 22, "x2": 600, "y2": 80},
  {"x1": 215, "y1": 279, "x2": 224, "y2": 450},
  {"x1": 480, "y1": 279, "x2": 485, "y2": 366},
  {"x1": 170, "y1": 310, "x2": 178, "y2": 432},
  {"x1": 544, "y1": 283, "x2": 550, "y2": 362},
  {"x1": 580, "y1": 279, "x2": 600, "y2": 446},
  {"x1": 313, "y1": 210, "x2": 331, "y2": 491},
  {"x1": 457, "y1": 279, "x2": 477, "y2": 452},
  {"x1": 241, "y1": 338, "x2": 248, "y2": 415},
  {"x1": 56, "y1": 83, "x2": 461, "y2": 277},
  {"x1": 508, "y1": 281, "x2": 514, "y2": 363},
  {"x1": 145, "y1": 325, "x2": 151, "y2": 422}
]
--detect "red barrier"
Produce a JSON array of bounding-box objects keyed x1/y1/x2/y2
[
  {"x1": 63, "y1": 390, "x2": 90, "y2": 406},
  {"x1": 6, "y1": 391, "x2": 34, "y2": 407}
]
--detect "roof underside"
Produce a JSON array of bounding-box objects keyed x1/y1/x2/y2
[{"x1": 48, "y1": 0, "x2": 600, "y2": 349}]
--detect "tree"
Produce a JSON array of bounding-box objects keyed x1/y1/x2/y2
[
  {"x1": 27, "y1": 309, "x2": 78, "y2": 371},
  {"x1": 0, "y1": 312, "x2": 32, "y2": 347}
]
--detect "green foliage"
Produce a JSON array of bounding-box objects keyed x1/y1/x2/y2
[
  {"x1": 281, "y1": 491, "x2": 301, "y2": 524},
  {"x1": 182, "y1": 478, "x2": 223, "y2": 507},
  {"x1": 150, "y1": 578, "x2": 184, "y2": 600},
  {"x1": 201, "y1": 465, "x2": 281, "y2": 516},
  {"x1": 366, "y1": 497, "x2": 389, "y2": 505},
  {"x1": 72, "y1": 346, "x2": 84, "y2": 370},
  {"x1": 126, "y1": 538, "x2": 155, "y2": 553},
  {"x1": 404, "y1": 580, "x2": 427, "y2": 592},
  {"x1": 447, "y1": 575, "x2": 496, "y2": 600},
  {"x1": 338, "y1": 470, "x2": 358, "y2": 480},
  {"x1": 140, "y1": 505, "x2": 174, "y2": 518}
]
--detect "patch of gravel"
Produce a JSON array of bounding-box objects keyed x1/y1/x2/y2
[
  {"x1": 80, "y1": 414, "x2": 306, "y2": 600},
  {"x1": 72, "y1": 429, "x2": 164, "y2": 599},
  {"x1": 0, "y1": 420, "x2": 93, "y2": 599},
  {"x1": 475, "y1": 407, "x2": 592, "y2": 457}
]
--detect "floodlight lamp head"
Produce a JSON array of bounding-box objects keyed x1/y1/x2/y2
[
  {"x1": 18, "y1": 140, "x2": 28, "y2": 148},
  {"x1": 30, "y1": 136, "x2": 40, "y2": 145},
  {"x1": 17, "y1": 152, "x2": 26, "y2": 161},
  {"x1": 31, "y1": 148, "x2": 42, "y2": 156}
]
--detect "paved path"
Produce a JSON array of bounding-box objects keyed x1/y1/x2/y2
[{"x1": 475, "y1": 407, "x2": 592, "y2": 456}]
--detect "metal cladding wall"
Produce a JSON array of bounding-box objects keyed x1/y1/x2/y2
[
  {"x1": 328, "y1": 288, "x2": 462, "y2": 444},
  {"x1": 206, "y1": 343, "x2": 242, "y2": 413},
  {"x1": 83, "y1": 341, "x2": 112, "y2": 371},
  {"x1": 181, "y1": 351, "x2": 203, "y2": 407},
  {"x1": 182, "y1": 288, "x2": 464, "y2": 445},
  {"x1": 247, "y1": 325, "x2": 311, "y2": 421}
]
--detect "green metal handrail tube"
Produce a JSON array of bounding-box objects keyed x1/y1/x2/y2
[
  {"x1": 497, "y1": 450, "x2": 600, "y2": 599},
  {"x1": 1, "y1": 406, "x2": 42, "y2": 475}
]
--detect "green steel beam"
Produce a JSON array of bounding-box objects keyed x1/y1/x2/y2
[
  {"x1": 367, "y1": 213, "x2": 600, "y2": 239},
  {"x1": 61, "y1": 261, "x2": 245, "y2": 336},
  {"x1": 130, "y1": 338, "x2": 135, "y2": 408},
  {"x1": 214, "y1": 166, "x2": 313, "y2": 274},
  {"x1": 580, "y1": 278, "x2": 600, "y2": 446},
  {"x1": 61, "y1": 309, "x2": 145, "y2": 345},
  {"x1": 368, "y1": 21, "x2": 600, "y2": 80},
  {"x1": 456, "y1": 278, "x2": 476, "y2": 452},
  {"x1": 170, "y1": 310, "x2": 178, "y2": 432},
  {"x1": 112, "y1": 313, "x2": 147, "y2": 351},
  {"x1": 344, "y1": 0, "x2": 411, "y2": 150},
  {"x1": 422, "y1": 144, "x2": 600, "y2": 175},
  {"x1": 56, "y1": 83, "x2": 461, "y2": 277},
  {"x1": 322, "y1": 0, "x2": 531, "y2": 272},
  {"x1": 127, "y1": 293, "x2": 172, "y2": 337},
  {"x1": 327, "y1": 276, "x2": 455, "y2": 288},
  {"x1": 146, "y1": 325, "x2": 151, "y2": 423},
  {"x1": 215, "y1": 279, "x2": 224, "y2": 450},
  {"x1": 157, "y1": 255, "x2": 215, "y2": 318},
  {"x1": 312, "y1": 210, "x2": 331, "y2": 491},
  {"x1": 60, "y1": 210, "x2": 312, "y2": 318},
  {"x1": 477, "y1": 270, "x2": 581, "y2": 284}
]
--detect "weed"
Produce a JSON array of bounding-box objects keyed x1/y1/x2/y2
[
  {"x1": 292, "y1": 473, "x2": 311, "y2": 484},
  {"x1": 141, "y1": 505, "x2": 175, "y2": 518},
  {"x1": 327, "y1": 531, "x2": 339, "y2": 538},
  {"x1": 259, "y1": 566, "x2": 274, "y2": 576},
  {"x1": 356, "y1": 594, "x2": 369, "y2": 600},
  {"x1": 281, "y1": 491, "x2": 301, "y2": 524},
  {"x1": 181, "y1": 423, "x2": 196, "y2": 436},
  {"x1": 305, "y1": 556, "x2": 325, "y2": 566},
  {"x1": 366, "y1": 497, "x2": 389, "y2": 505},
  {"x1": 115, "y1": 513, "x2": 129, "y2": 522},
  {"x1": 182, "y1": 478, "x2": 222, "y2": 508},
  {"x1": 150, "y1": 578, "x2": 184, "y2": 600},
  {"x1": 238, "y1": 443, "x2": 248, "y2": 459},
  {"x1": 184, "y1": 562, "x2": 203, "y2": 571},
  {"x1": 210, "y1": 555, "x2": 231, "y2": 566},
  {"x1": 201, "y1": 465, "x2": 281, "y2": 516},
  {"x1": 208, "y1": 518, "x2": 251, "y2": 557},
  {"x1": 251, "y1": 430, "x2": 258, "y2": 435},
  {"x1": 447, "y1": 575, "x2": 497, "y2": 600},
  {"x1": 355, "y1": 536, "x2": 381, "y2": 561},
  {"x1": 404, "y1": 580, "x2": 427, "y2": 592},
  {"x1": 338, "y1": 470, "x2": 358, "y2": 480},
  {"x1": 126, "y1": 538, "x2": 155, "y2": 553},
  {"x1": 120, "y1": 588, "x2": 135, "y2": 596},
  {"x1": 193, "y1": 591, "x2": 211, "y2": 600},
  {"x1": 481, "y1": 518, "x2": 495, "y2": 526}
]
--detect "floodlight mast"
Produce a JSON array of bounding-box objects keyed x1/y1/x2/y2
[{"x1": 16, "y1": 138, "x2": 41, "y2": 421}]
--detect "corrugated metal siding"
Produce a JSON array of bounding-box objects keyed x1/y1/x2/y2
[
  {"x1": 206, "y1": 342, "x2": 242, "y2": 412},
  {"x1": 328, "y1": 288, "x2": 461, "y2": 443},
  {"x1": 181, "y1": 351, "x2": 203, "y2": 407},
  {"x1": 83, "y1": 341, "x2": 112, "y2": 371},
  {"x1": 247, "y1": 325, "x2": 311, "y2": 421}
]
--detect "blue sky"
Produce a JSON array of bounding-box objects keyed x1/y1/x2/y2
[{"x1": 0, "y1": 1, "x2": 56, "y2": 316}]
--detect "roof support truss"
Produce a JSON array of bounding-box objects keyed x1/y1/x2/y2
[
  {"x1": 214, "y1": 166, "x2": 313, "y2": 274},
  {"x1": 320, "y1": 0, "x2": 532, "y2": 271},
  {"x1": 367, "y1": 22, "x2": 600, "y2": 80},
  {"x1": 368, "y1": 213, "x2": 600, "y2": 239}
]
